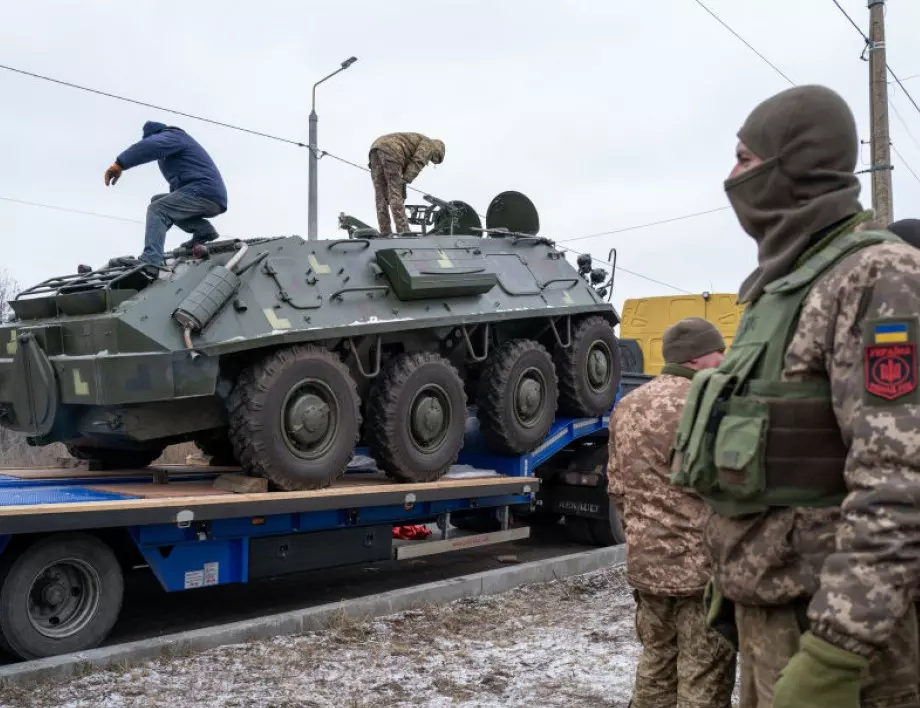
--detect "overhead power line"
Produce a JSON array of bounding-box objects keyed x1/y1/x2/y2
[
  {"x1": 1, "y1": 62, "x2": 704, "y2": 294},
  {"x1": 0, "y1": 195, "x2": 141, "y2": 223},
  {"x1": 691, "y1": 0, "x2": 795, "y2": 86},
  {"x1": 559, "y1": 206, "x2": 732, "y2": 244},
  {"x1": 0, "y1": 63, "x2": 309, "y2": 149},
  {"x1": 828, "y1": 0, "x2": 920, "y2": 122}
]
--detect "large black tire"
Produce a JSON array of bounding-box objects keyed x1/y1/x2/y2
[
  {"x1": 618, "y1": 338, "x2": 645, "y2": 374},
  {"x1": 366, "y1": 352, "x2": 467, "y2": 483},
  {"x1": 588, "y1": 498, "x2": 627, "y2": 546},
  {"x1": 554, "y1": 316, "x2": 621, "y2": 417},
  {"x1": 558, "y1": 442, "x2": 626, "y2": 546},
  {"x1": 194, "y1": 431, "x2": 238, "y2": 466},
  {"x1": 0, "y1": 533, "x2": 123, "y2": 660},
  {"x1": 476, "y1": 340, "x2": 559, "y2": 455},
  {"x1": 66, "y1": 445, "x2": 163, "y2": 470},
  {"x1": 228, "y1": 345, "x2": 361, "y2": 491}
]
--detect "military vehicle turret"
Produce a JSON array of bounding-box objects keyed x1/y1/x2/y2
[{"x1": 0, "y1": 191, "x2": 621, "y2": 490}]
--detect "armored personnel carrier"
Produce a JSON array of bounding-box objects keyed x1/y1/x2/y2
[{"x1": 0, "y1": 191, "x2": 621, "y2": 490}]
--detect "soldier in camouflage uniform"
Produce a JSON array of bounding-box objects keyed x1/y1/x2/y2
[
  {"x1": 368, "y1": 132, "x2": 445, "y2": 235},
  {"x1": 669, "y1": 84, "x2": 920, "y2": 708},
  {"x1": 609, "y1": 317, "x2": 736, "y2": 708}
]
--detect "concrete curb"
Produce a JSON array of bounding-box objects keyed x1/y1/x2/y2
[{"x1": 0, "y1": 544, "x2": 625, "y2": 687}]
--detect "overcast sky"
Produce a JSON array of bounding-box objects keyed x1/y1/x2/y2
[{"x1": 2, "y1": 0, "x2": 920, "y2": 319}]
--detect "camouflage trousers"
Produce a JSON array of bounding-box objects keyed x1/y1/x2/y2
[
  {"x1": 736, "y1": 601, "x2": 919, "y2": 708},
  {"x1": 369, "y1": 148, "x2": 408, "y2": 235},
  {"x1": 630, "y1": 591, "x2": 736, "y2": 708}
]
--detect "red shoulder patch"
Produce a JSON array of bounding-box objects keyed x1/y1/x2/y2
[{"x1": 865, "y1": 343, "x2": 917, "y2": 401}]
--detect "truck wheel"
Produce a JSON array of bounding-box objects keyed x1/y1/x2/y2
[
  {"x1": 194, "y1": 431, "x2": 238, "y2": 466},
  {"x1": 588, "y1": 498, "x2": 627, "y2": 545},
  {"x1": 554, "y1": 316, "x2": 621, "y2": 417},
  {"x1": 229, "y1": 345, "x2": 360, "y2": 490},
  {"x1": 366, "y1": 352, "x2": 467, "y2": 483},
  {"x1": 618, "y1": 338, "x2": 645, "y2": 374},
  {"x1": 0, "y1": 533, "x2": 123, "y2": 660},
  {"x1": 66, "y1": 445, "x2": 163, "y2": 470},
  {"x1": 476, "y1": 340, "x2": 558, "y2": 455}
]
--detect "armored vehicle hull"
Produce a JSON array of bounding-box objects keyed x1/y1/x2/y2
[{"x1": 0, "y1": 192, "x2": 621, "y2": 490}]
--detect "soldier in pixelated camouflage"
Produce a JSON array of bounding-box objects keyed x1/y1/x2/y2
[
  {"x1": 669, "y1": 84, "x2": 920, "y2": 708},
  {"x1": 368, "y1": 132, "x2": 445, "y2": 235},
  {"x1": 608, "y1": 317, "x2": 736, "y2": 708}
]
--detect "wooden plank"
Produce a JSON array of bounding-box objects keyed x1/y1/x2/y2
[
  {"x1": 0, "y1": 475, "x2": 536, "y2": 518},
  {"x1": 213, "y1": 474, "x2": 268, "y2": 494},
  {"x1": 0, "y1": 464, "x2": 234, "y2": 481},
  {"x1": 83, "y1": 483, "x2": 232, "y2": 499}
]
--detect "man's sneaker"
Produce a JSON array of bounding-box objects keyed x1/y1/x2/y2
[{"x1": 180, "y1": 233, "x2": 219, "y2": 249}]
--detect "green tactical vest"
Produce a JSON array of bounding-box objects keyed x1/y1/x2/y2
[{"x1": 668, "y1": 218, "x2": 902, "y2": 518}]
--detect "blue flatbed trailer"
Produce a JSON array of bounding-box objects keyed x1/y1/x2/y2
[{"x1": 0, "y1": 410, "x2": 617, "y2": 661}]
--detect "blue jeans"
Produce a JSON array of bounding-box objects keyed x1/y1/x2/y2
[{"x1": 141, "y1": 190, "x2": 224, "y2": 265}]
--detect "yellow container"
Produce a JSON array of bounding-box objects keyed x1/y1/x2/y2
[{"x1": 619, "y1": 294, "x2": 746, "y2": 374}]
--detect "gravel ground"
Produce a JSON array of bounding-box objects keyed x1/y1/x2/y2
[{"x1": 0, "y1": 566, "x2": 650, "y2": 707}]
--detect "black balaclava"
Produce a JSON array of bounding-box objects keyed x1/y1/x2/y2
[
  {"x1": 724, "y1": 85, "x2": 864, "y2": 303},
  {"x1": 887, "y1": 219, "x2": 920, "y2": 249}
]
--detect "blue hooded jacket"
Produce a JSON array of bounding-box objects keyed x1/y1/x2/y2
[{"x1": 115, "y1": 121, "x2": 228, "y2": 210}]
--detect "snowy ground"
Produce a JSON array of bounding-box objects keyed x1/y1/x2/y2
[{"x1": 0, "y1": 566, "x2": 652, "y2": 707}]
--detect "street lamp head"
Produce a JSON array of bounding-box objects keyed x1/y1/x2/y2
[{"x1": 341, "y1": 56, "x2": 358, "y2": 69}]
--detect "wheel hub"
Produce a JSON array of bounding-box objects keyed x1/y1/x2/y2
[
  {"x1": 28, "y1": 560, "x2": 100, "y2": 639},
  {"x1": 517, "y1": 377, "x2": 543, "y2": 419},
  {"x1": 408, "y1": 385, "x2": 451, "y2": 452},
  {"x1": 285, "y1": 394, "x2": 331, "y2": 447},
  {"x1": 281, "y1": 379, "x2": 338, "y2": 460},
  {"x1": 514, "y1": 367, "x2": 546, "y2": 428},
  {"x1": 587, "y1": 344, "x2": 611, "y2": 390}
]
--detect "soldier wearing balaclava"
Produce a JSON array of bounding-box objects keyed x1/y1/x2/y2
[{"x1": 667, "y1": 84, "x2": 920, "y2": 708}]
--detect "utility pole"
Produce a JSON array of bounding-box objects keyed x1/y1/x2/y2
[
  {"x1": 308, "y1": 57, "x2": 358, "y2": 241},
  {"x1": 868, "y1": 0, "x2": 893, "y2": 224}
]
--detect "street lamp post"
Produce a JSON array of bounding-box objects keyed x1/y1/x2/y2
[{"x1": 308, "y1": 56, "x2": 358, "y2": 241}]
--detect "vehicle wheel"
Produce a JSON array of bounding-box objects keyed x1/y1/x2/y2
[
  {"x1": 194, "y1": 431, "x2": 238, "y2": 466},
  {"x1": 564, "y1": 516, "x2": 597, "y2": 545},
  {"x1": 618, "y1": 338, "x2": 645, "y2": 374},
  {"x1": 476, "y1": 340, "x2": 558, "y2": 455},
  {"x1": 66, "y1": 445, "x2": 163, "y2": 470},
  {"x1": 587, "y1": 498, "x2": 627, "y2": 546},
  {"x1": 0, "y1": 533, "x2": 123, "y2": 660},
  {"x1": 554, "y1": 316, "x2": 621, "y2": 417},
  {"x1": 229, "y1": 345, "x2": 360, "y2": 490},
  {"x1": 366, "y1": 352, "x2": 467, "y2": 483}
]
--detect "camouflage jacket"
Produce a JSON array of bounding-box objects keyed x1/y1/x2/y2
[
  {"x1": 369, "y1": 133, "x2": 442, "y2": 183},
  {"x1": 608, "y1": 368, "x2": 713, "y2": 596},
  {"x1": 706, "y1": 239, "x2": 920, "y2": 657}
]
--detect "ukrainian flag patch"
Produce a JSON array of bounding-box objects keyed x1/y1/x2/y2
[{"x1": 873, "y1": 322, "x2": 909, "y2": 343}]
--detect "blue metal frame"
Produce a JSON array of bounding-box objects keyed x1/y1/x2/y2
[
  {"x1": 0, "y1": 401, "x2": 623, "y2": 594},
  {"x1": 131, "y1": 493, "x2": 529, "y2": 591}
]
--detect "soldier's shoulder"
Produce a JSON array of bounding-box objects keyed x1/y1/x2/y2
[
  {"x1": 830, "y1": 239, "x2": 920, "y2": 282},
  {"x1": 615, "y1": 374, "x2": 688, "y2": 415}
]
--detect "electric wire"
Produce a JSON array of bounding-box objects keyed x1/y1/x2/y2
[
  {"x1": 691, "y1": 0, "x2": 795, "y2": 86},
  {"x1": 558, "y1": 206, "x2": 732, "y2": 244},
  {"x1": 0, "y1": 61, "x2": 711, "y2": 294},
  {"x1": 0, "y1": 195, "x2": 142, "y2": 223}
]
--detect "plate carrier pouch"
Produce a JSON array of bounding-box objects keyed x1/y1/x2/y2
[{"x1": 668, "y1": 219, "x2": 902, "y2": 518}]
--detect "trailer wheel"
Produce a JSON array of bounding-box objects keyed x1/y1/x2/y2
[
  {"x1": 229, "y1": 345, "x2": 361, "y2": 490},
  {"x1": 0, "y1": 533, "x2": 123, "y2": 660},
  {"x1": 476, "y1": 339, "x2": 559, "y2": 455},
  {"x1": 554, "y1": 316, "x2": 621, "y2": 417},
  {"x1": 366, "y1": 352, "x2": 467, "y2": 482},
  {"x1": 66, "y1": 445, "x2": 163, "y2": 470}
]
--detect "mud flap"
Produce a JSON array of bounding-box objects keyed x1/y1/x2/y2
[{"x1": 9, "y1": 332, "x2": 59, "y2": 435}]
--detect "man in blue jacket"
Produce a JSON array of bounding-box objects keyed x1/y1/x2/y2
[{"x1": 104, "y1": 121, "x2": 228, "y2": 266}]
